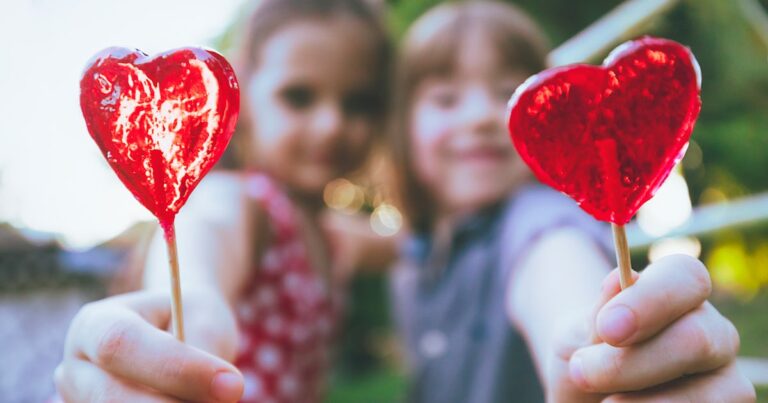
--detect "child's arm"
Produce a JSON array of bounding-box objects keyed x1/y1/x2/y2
[{"x1": 507, "y1": 227, "x2": 755, "y2": 402}]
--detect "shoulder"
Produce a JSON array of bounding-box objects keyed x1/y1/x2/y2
[
  {"x1": 500, "y1": 184, "x2": 597, "y2": 236},
  {"x1": 502, "y1": 184, "x2": 586, "y2": 223},
  {"x1": 498, "y1": 184, "x2": 612, "y2": 269}
]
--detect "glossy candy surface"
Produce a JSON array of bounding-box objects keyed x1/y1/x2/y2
[
  {"x1": 80, "y1": 47, "x2": 239, "y2": 226},
  {"x1": 508, "y1": 37, "x2": 701, "y2": 224}
]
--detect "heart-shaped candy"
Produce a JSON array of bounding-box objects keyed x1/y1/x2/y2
[
  {"x1": 80, "y1": 47, "x2": 239, "y2": 225},
  {"x1": 508, "y1": 37, "x2": 701, "y2": 224}
]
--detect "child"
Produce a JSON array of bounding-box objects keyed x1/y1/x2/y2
[
  {"x1": 388, "y1": 1, "x2": 755, "y2": 402},
  {"x1": 55, "y1": 0, "x2": 392, "y2": 402}
]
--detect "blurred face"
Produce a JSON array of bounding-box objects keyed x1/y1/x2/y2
[
  {"x1": 246, "y1": 17, "x2": 380, "y2": 196},
  {"x1": 410, "y1": 34, "x2": 531, "y2": 216}
]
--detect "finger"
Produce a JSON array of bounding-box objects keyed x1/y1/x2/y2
[
  {"x1": 589, "y1": 269, "x2": 639, "y2": 343},
  {"x1": 111, "y1": 291, "x2": 172, "y2": 328},
  {"x1": 64, "y1": 293, "x2": 170, "y2": 357},
  {"x1": 547, "y1": 314, "x2": 607, "y2": 403},
  {"x1": 602, "y1": 362, "x2": 756, "y2": 403},
  {"x1": 68, "y1": 305, "x2": 243, "y2": 402},
  {"x1": 56, "y1": 359, "x2": 176, "y2": 403},
  {"x1": 596, "y1": 254, "x2": 711, "y2": 346},
  {"x1": 570, "y1": 303, "x2": 739, "y2": 393}
]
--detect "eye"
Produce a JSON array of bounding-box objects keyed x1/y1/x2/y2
[
  {"x1": 428, "y1": 86, "x2": 459, "y2": 109},
  {"x1": 430, "y1": 84, "x2": 459, "y2": 109},
  {"x1": 279, "y1": 85, "x2": 315, "y2": 109},
  {"x1": 343, "y1": 90, "x2": 379, "y2": 116}
]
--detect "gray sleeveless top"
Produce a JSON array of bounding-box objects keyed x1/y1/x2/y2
[{"x1": 390, "y1": 185, "x2": 611, "y2": 403}]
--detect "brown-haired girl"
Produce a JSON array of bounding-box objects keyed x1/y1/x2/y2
[
  {"x1": 390, "y1": 2, "x2": 754, "y2": 402},
  {"x1": 55, "y1": 0, "x2": 393, "y2": 402}
]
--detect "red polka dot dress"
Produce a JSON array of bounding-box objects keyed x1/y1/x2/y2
[{"x1": 234, "y1": 174, "x2": 339, "y2": 403}]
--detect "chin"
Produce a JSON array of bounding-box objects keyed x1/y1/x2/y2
[
  {"x1": 296, "y1": 177, "x2": 331, "y2": 195},
  {"x1": 448, "y1": 182, "x2": 510, "y2": 212}
]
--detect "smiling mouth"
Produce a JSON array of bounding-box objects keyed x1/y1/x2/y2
[{"x1": 453, "y1": 146, "x2": 511, "y2": 162}]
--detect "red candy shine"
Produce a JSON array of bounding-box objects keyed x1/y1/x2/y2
[
  {"x1": 508, "y1": 37, "x2": 701, "y2": 224},
  {"x1": 80, "y1": 47, "x2": 239, "y2": 227}
]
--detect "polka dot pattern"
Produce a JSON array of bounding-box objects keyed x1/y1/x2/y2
[{"x1": 234, "y1": 174, "x2": 339, "y2": 403}]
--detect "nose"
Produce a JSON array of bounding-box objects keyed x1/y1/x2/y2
[
  {"x1": 311, "y1": 101, "x2": 344, "y2": 141},
  {"x1": 461, "y1": 87, "x2": 503, "y2": 135}
]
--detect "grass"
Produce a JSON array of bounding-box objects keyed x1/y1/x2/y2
[{"x1": 326, "y1": 369, "x2": 406, "y2": 403}]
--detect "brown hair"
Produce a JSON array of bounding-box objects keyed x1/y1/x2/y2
[
  {"x1": 218, "y1": 0, "x2": 392, "y2": 169},
  {"x1": 390, "y1": 1, "x2": 549, "y2": 232}
]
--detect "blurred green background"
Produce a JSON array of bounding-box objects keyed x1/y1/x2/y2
[{"x1": 325, "y1": 0, "x2": 768, "y2": 401}]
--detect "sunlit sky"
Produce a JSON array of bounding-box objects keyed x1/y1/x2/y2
[{"x1": 0, "y1": 0, "x2": 246, "y2": 248}]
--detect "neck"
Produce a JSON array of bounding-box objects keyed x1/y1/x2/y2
[{"x1": 432, "y1": 203, "x2": 477, "y2": 235}]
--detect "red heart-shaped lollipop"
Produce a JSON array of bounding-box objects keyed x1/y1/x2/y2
[
  {"x1": 80, "y1": 47, "x2": 239, "y2": 225},
  {"x1": 508, "y1": 37, "x2": 701, "y2": 224}
]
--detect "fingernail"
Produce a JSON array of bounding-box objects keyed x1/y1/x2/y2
[
  {"x1": 598, "y1": 304, "x2": 636, "y2": 344},
  {"x1": 211, "y1": 371, "x2": 243, "y2": 402},
  {"x1": 569, "y1": 355, "x2": 590, "y2": 390}
]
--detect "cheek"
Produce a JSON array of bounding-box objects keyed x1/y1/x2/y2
[
  {"x1": 249, "y1": 93, "x2": 302, "y2": 165},
  {"x1": 410, "y1": 104, "x2": 451, "y2": 181}
]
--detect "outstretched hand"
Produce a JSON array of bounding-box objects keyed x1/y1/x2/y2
[
  {"x1": 547, "y1": 254, "x2": 755, "y2": 402},
  {"x1": 55, "y1": 291, "x2": 243, "y2": 403}
]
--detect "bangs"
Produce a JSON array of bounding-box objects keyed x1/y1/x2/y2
[{"x1": 400, "y1": 2, "x2": 548, "y2": 90}]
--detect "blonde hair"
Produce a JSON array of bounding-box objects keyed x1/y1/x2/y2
[
  {"x1": 218, "y1": 0, "x2": 392, "y2": 170},
  {"x1": 390, "y1": 1, "x2": 549, "y2": 232}
]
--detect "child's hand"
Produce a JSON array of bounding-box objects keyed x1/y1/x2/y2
[
  {"x1": 54, "y1": 291, "x2": 244, "y2": 402},
  {"x1": 547, "y1": 255, "x2": 755, "y2": 402}
]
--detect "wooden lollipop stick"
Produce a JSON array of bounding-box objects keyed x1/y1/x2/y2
[
  {"x1": 611, "y1": 223, "x2": 635, "y2": 290},
  {"x1": 164, "y1": 223, "x2": 186, "y2": 342}
]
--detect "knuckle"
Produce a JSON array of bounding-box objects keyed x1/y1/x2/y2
[
  {"x1": 738, "y1": 385, "x2": 758, "y2": 403},
  {"x1": 607, "y1": 349, "x2": 627, "y2": 380},
  {"x1": 725, "y1": 317, "x2": 741, "y2": 357},
  {"x1": 53, "y1": 364, "x2": 64, "y2": 388},
  {"x1": 69, "y1": 302, "x2": 112, "y2": 344},
  {"x1": 742, "y1": 384, "x2": 758, "y2": 403},
  {"x1": 157, "y1": 352, "x2": 185, "y2": 383},
  {"x1": 93, "y1": 383, "x2": 126, "y2": 403},
  {"x1": 76, "y1": 301, "x2": 104, "y2": 325},
  {"x1": 601, "y1": 394, "x2": 630, "y2": 403},
  {"x1": 685, "y1": 309, "x2": 728, "y2": 368},
  {"x1": 69, "y1": 303, "x2": 98, "y2": 337},
  {"x1": 53, "y1": 364, "x2": 66, "y2": 391},
  {"x1": 592, "y1": 349, "x2": 627, "y2": 391},
  {"x1": 94, "y1": 320, "x2": 133, "y2": 367},
  {"x1": 679, "y1": 256, "x2": 712, "y2": 298},
  {"x1": 733, "y1": 366, "x2": 757, "y2": 403}
]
